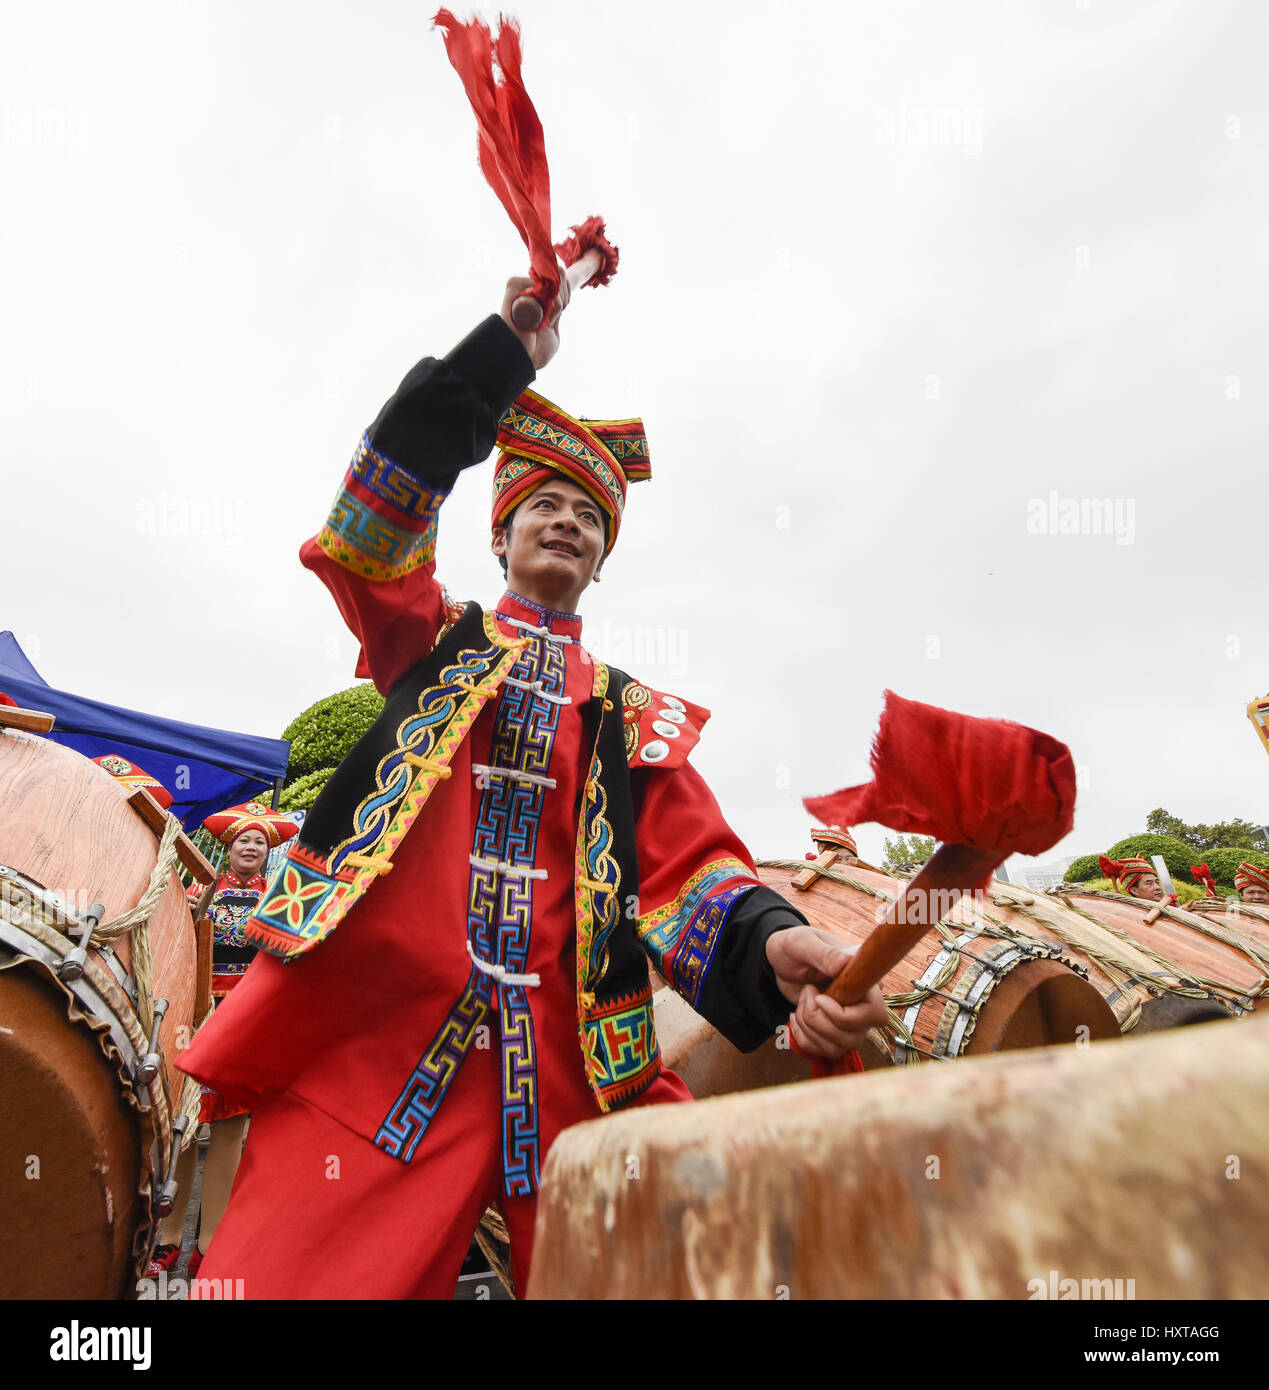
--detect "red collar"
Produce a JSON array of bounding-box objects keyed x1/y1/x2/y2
[
  {"x1": 494, "y1": 590, "x2": 584, "y2": 642},
  {"x1": 218, "y1": 870, "x2": 268, "y2": 892}
]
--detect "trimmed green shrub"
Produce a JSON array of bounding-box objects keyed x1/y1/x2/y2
[
  {"x1": 282, "y1": 684, "x2": 384, "y2": 784},
  {"x1": 1201, "y1": 846, "x2": 1269, "y2": 893},
  {"x1": 1063, "y1": 854, "x2": 1103, "y2": 883},
  {"x1": 1105, "y1": 834, "x2": 1201, "y2": 885},
  {"x1": 278, "y1": 768, "x2": 336, "y2": 814}
]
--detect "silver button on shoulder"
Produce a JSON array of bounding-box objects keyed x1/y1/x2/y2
[
  {"x1": 651, "y1": 720, "x2": 681, "y2": 739},
  {"x1": 656, "y1": 707, "x2": 686, "y2": 724},
  {"x1": 640, "y1": 740, "x2": 670, "y2": 763},
  {"x1": 661, "y1": 696, "x2": 686, "y2": 713}
]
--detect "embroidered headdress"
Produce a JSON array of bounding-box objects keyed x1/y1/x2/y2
[
  {"x1": 1234, "y1": 861, "x2": 1269, "y2": 896},
  {"x1": 203, "y1": 800, "x2": 300, "y2": 850},
  {"x1": 1098, "y1": 854, "x2": 1155, "y2": 895},
  {"x1": 493, "y1": 389, "x2": 650, "y2": 556},
  {"x1": 92, "y1": 755, "x2": 174, "y2": 810},
  {"x1": 810, "y1": 825, "x2": 858, "y2": 857}
]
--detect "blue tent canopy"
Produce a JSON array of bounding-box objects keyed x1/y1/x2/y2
[{"x1": 0, "y1": 632, "x2": 291, "y2": 832}]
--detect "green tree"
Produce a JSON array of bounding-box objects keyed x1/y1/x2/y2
[
  {"x1": 1143, "y1": 808, "x2": 1189, "y2": 841},
  {"x1": 882, "y1": 834, "x2": 935, "y2": 871},
  {"x1": 1144, "y1": 807, "x2": 1266, "y2": 852}
]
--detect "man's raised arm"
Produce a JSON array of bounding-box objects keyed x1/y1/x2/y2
[{"x1": 300, "y1": 276, "x2": 566, "y2": 693}]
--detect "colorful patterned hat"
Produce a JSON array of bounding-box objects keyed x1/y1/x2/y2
[
  {"x1": 1098, "y1": 854, "x2": 1155, "y2": 895},
  {"x1": 493, "y1": 389, "x2": 650, "y2": 556},
  {"x1": 1234, "y1": 862, "x2": 1269, "y2": 896},
  {"x1": 202, "y1": 799, "x2": 300, "y2": 850},
  {"x1": 810, "y1": 825, "x2": 858, "y2": 857},
  {"x1": 92, "y1": 754, "x2": 174, "y2": 810}
]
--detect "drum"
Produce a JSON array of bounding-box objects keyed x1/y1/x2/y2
[
  {"x1": 0, "y1": 727, "x2": 201, "y2": 1298},
  {"x1": 1185, "y1": 896, "x2": 1269, "y2": 960},
  {"x1": 528, "y1": 1009, "x2": 1269, "y2": 1299},
  {"x1": 1055, "y1": 888, "x2": 1269, "y2": 1021},
  {"x1": 963, "y1": 883, "x2": 1238, "y2": 1031},
  {"x1": 653, "y1": 858, "x2": 1119, "y2": 1100}
]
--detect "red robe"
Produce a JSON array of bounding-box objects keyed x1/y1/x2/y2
[{"x1": 178, "y1": 316, "x2": 801, "y2": 1297}]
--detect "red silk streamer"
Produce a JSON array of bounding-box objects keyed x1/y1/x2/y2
[
  {"x1": 433, "y1": 12, "x2": 618, "y2": 320},
  {"x1": 804, "y1": 691, "x2": 1077, "y2": 892},
  {"x1": 1190, "y1": 863, "x2": 1218, "y2": 897}
]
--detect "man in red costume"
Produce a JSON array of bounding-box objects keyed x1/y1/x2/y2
[
  {"x1": 179, "y1": 272, "x2": 886, "y2": 1298},
  {"x1": 1099, "y1": 854, "x2": 1172, "y2": 904}
]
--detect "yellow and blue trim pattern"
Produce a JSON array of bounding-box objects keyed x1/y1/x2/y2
[
  {"x1": 636, "y1": 858, "x2": 754, "y2": 1010},
  {"x1": 316, "y1": 434, "x2": 447, "y2": 582}
]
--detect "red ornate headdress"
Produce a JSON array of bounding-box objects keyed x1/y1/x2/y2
[
  {"x1": 1098, "y1": 854, "x2": 1154, "y2": 895},
  {"x1": 202, "y1": 800, "x2": 300, "y2": 850},
  {"x1": 493, "y1": 391, "x2": 650, "y2": 555},
  {"x1": 92, "y1": 754, "x2": 174, "y2": 810},
  {"x1": 1234, "y1": 861, "x2": 1269, "y2": 896},
  {"x1": 809, "y1": 825, "x2": 858, "y2": 858}
]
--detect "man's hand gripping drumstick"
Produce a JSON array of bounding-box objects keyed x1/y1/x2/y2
[
  {"x1": 502, "y1": 243, "x2": 611, "y2": 370},
  {"x1": 500, "y1": 264, "x2": 572, "y2": 371},
  {"x1": 765, "y1": 928, "x2": 889, "y2": 1061}
]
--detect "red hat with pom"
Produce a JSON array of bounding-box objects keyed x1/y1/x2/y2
[
  {"x1": 92, "y1": 754, "x2": 174, "y2": 810},
  {"x1": 202, "y1": 799, "x2": 299, "y2": 850}
]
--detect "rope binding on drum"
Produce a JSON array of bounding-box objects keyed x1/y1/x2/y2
[{"x1": 84, "y1": 814, "x2": 183, "y2": 1035}]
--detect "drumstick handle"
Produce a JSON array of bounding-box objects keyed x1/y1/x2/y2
[
  {"x1": 510, "y1": 249, "x2": 606, "y2": 331},
  {"x1": 825, "y1": 844, "x2": 1001, "y2": 1006}
]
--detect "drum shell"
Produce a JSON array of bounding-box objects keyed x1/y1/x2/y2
[
  {"x1": 1184, "y1": 898, "x2": 1269, "y2": 965},
  {"x1": 0, "y1": 732, "x2": 198, "y2": 1296},
  {"x1": 653, "y1": 861, "x2": 1119, "y2": 1101},
  {"x1": 1060, "y1": 890, "x2": 1269, "y2": 1019},
  {"x1": 755, "y1": 863, "x2": 1117, "y2": 1060},
  {"x1": 961, "y1": 884, "x2": 1217, "y2": 1032}
]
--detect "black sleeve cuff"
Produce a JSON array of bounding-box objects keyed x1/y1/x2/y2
[
  {"x1": 446, "y1": 315, "x2": 536, "y2": 418},
  {"x1": 696, "y1": 886, "x2": 809, "y2": 1052},
  {"x1": 366, "y1": 316, "x2": 535, "y2": 488}
]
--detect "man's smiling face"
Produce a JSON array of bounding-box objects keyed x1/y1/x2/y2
[{"x1": 492, "y1": 478, "x2": 607, "y2": 611}]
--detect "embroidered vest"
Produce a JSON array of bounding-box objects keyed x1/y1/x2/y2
[{"x1": 243, "y1": 601, "x2": 664, "y2": 1111}]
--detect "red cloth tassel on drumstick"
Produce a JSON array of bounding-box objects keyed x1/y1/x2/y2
[
  {"x1": 805, "y1": 692, "x2": 1076, "y2": 895},
  {"x1": 791, "y1": 1033, "x2": 865, "y2": 1078},
  {"x1": 433, "y1": 11, "x2": 618, "y2": 323},
  {"x1": 797, "y1": 692, "x2": 1076, "y2": 1080}
]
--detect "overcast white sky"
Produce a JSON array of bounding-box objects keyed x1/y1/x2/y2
[{"x1": 2, "y1": 0, "x2": 1265, "y2": 873}]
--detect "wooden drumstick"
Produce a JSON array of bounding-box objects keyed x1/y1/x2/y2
[
  {"x1": 804, "y1": 692, "x2": 1077, "y2": 1015},
  {"x1": 511, "y1": 248, "x2": 607, "y2": 331},
  {"x1": 825, "y1": 844, "x2": 1001, "y2": 1005}
]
